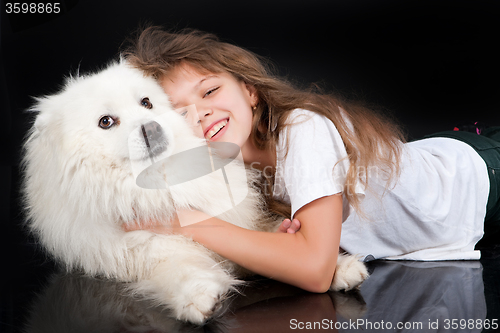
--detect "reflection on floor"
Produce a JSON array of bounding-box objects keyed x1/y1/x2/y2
[{"x1": 6, "y1": 244, "x2": 498, "y2": 333}]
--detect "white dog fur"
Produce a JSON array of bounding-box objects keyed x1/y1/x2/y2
[{"x1": 22, "y1": 60, "x2": 368, "y2": 324}]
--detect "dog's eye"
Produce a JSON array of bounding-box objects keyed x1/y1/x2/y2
[
  {"x1": 98, "y1": 115, "x2": 116, "y2": 129},
  {"x1": 141, "y1": 97, "x2": 153, "y2": 109}
]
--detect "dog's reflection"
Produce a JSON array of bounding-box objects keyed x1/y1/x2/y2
[{"x1": 25, "y1": 260, "x2": 487, "y2": 333}]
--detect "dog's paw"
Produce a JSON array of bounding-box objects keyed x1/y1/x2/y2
[
  {"x1": 330, "y1": 253, "x2": 369, "y2": 291},
  {"x1": 173, "y1": 274, "x2": 234, "y2": 324}
]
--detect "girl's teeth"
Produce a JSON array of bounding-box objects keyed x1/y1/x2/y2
[{"x1": 206, "y1": 120, "x2": 228, "y2": 139}]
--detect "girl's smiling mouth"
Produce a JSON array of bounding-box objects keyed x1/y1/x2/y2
[{"x1": 205, "y1": 118, "x2": 229, "y2": 140}]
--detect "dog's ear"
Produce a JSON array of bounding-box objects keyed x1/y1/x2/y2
[{"x1": 34, "y1": 111, "x2": 51, "y2": 132}]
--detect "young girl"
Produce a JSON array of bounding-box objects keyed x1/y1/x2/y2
[{"x1": 123, "y1": 27, "x2": 499, "y2": 292}]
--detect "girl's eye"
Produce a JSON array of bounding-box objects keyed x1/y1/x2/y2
[
  {"x1": 180, "y1": 110, "x2": 188, "y2": 117},
  {"x1": 204, "y1": 87, "x2": 219, "y2": 98},
  {"x1": 141, "y1": 97, "x2": 153, "y2": 109},
  {"x1": 98, "y1": 115, "x2": 116, "y2": 129}
]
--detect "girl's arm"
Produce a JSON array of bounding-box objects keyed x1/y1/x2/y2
[{"x1": 137, "y1": 193, "x2": 343, "y2": 293}]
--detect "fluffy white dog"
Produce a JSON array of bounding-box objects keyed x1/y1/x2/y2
[{"x1": 22, "y1": 61, "x2": 368, "y2": 324}]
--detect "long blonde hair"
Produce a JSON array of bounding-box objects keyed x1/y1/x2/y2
[{"x1": 123, "y1": 26, "x2": 406, "y2": 217}]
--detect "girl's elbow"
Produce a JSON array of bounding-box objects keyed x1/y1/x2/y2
[{"x1": 301, "y1": 265, "x2": 334, "y2": 293}]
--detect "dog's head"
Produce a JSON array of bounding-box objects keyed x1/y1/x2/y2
[{"x1": 30, "y1": 61, "x2": 198, "y2": 170}]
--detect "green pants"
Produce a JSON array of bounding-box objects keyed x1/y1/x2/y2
[{"x1": 423, "y1": 127, "x2": 500, "y2": 227}]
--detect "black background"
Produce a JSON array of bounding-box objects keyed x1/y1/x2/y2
[{"x1": 1, "y1": 0, "x2": 499, "y2": 331}]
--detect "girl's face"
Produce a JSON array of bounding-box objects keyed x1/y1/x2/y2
[{"x1": 159, "y1": 63, "x2": 257, "y2": 149}]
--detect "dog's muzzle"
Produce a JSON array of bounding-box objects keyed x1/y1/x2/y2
[{"x1": 140, "y1": 121, "x2": 168, "y2": 163}]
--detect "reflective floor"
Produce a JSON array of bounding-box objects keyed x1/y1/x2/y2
[{"x1": 3, "y1": 240, "x2": 500, "y2": 333}]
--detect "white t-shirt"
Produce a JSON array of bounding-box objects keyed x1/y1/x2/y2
[{"x1": 273, "y1": 109, "x2": 490, "y2": 260}]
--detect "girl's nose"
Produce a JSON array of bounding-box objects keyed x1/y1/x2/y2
[
  {"x1": 197, "y1": 105, "x2": 213, "y2": 119},
  {"x1": 196, "y1": 106, "x2": 214, "y2": 126}
]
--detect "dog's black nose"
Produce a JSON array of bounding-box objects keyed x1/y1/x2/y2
[
  {"x1": 142, "y1": 121, "x2": 163, "y2": 143},
  {"x1": 141, "y1": 121, "x2": 168, "y2": 160}
]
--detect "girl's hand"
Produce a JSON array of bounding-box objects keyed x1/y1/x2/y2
[{"x1": 276, "y1": 218, "x2": 301, "y2": 234}]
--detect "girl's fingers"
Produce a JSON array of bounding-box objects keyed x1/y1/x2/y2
[
  {"x1": 287, "y1": 219, "x2": 301, "y2": 234},
  {"x1": 277, "y1": 219, "x2": 292, "y2": 233}
]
